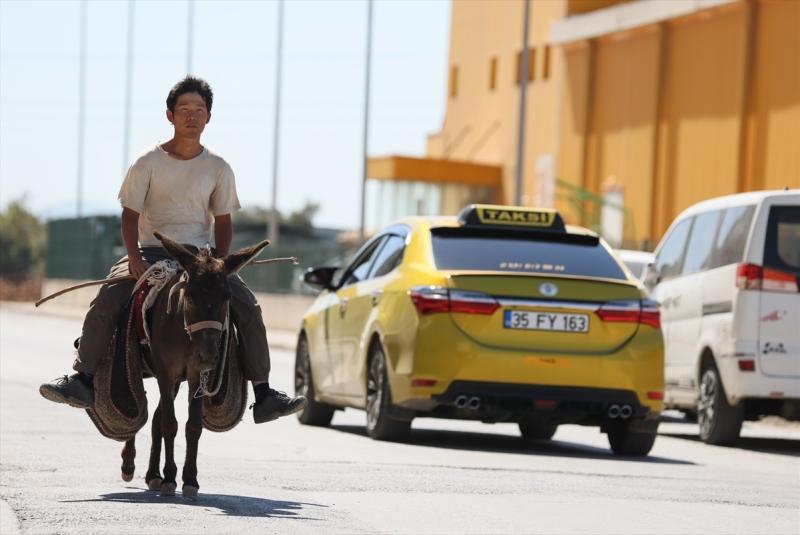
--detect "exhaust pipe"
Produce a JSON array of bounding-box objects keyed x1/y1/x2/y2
[
  {"x1": 607, "y1": 404, "x2": 621, "y2": 419},
  {"x1": 454, "y1": 395, "x2": 469, "y2": 409},
  {"x1": 620, "y1": 404, "x2": 633, "y2": 419},
  {"x1": 467, "y1": 396, "x2": 481, "y2": 410}
]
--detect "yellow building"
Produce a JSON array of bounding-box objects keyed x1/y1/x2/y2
[{"x1": 367, "y1": 0, "x2": 800, "y2": 249}]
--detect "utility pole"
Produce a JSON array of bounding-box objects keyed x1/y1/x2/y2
[
  {"x1": 122, "y1": 0, "x2": 135, "y2": 176},
  {"x1": 268, "y1": 0, "x2": 285, "y2": 245},
  {"x1": 76, "y1": 0, "x2": 88, "y2": 217},
  {"x1": 186, "y1": 0, "x2": 194, "y2": 74},
  {"x1": 358, "y1": 0, "x2": 374, "y2": 243},
  {"x1": 514, "y1": 0, "x2": 531, "y2": 206}
]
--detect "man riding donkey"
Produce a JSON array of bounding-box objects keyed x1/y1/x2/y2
[{"x1": 40, "y1": 76, "x2": 307, "y2": 423}]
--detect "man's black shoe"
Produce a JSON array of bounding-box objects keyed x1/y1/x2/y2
[
  {"x1": 39, "y1": 373, "x2": 95, "y2": 409},
  {"x1": 252, "y1": 388, "x2": 307, "y2": 424}
]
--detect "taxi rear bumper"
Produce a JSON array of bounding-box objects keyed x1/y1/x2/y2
[{"x1": 400, "y1": 380, "x2": 657, "y2": 429}]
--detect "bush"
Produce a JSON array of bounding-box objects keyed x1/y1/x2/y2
[{"x1": 0, "y1": 198, "x2": 46, "y2": 281}]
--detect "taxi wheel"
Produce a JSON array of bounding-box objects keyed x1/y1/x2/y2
[
  {"x1": 518, "y1": 420, "x2": 557, "y2": 440},
  {"x1": 294, "y1": 334, "x2": 335, "y2": 427},
  {"x1": 366, "y1": 345, "x2": 411, "y2": 441},
  {"x1": 697, "y1": 363, "x2": 743, "y2": 445},
  {"x1": 607, "y1": 423, "x2": 658, "y2": 456}
]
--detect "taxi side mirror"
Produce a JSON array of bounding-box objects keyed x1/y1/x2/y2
[{"x1": 303, "y1": 266, "x2": 338, "y2": 291}]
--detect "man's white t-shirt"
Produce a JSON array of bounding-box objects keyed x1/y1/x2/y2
[{"x1": 118, "y1": 144, "x2": 241, "y2": 247}]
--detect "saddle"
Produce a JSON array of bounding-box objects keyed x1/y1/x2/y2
[{"x1": 85, "y1": 265, "x2": 248, "y2": 442}]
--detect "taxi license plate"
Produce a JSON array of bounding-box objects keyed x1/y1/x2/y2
[{"x1": 503, "y1": 310, "x2": 589, "y2": 333}]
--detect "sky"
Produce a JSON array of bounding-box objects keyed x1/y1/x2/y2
[{"x1": 0, "y1": 0, "x2": 450, "y2": 229}]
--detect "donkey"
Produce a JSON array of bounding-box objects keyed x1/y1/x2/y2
[{"x1": 120, "y1": 231, "x2": 269, "y2": 499}]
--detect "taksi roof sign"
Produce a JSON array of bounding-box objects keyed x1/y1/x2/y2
[{"x1": 458, "y1": 204, "x2": 566, "y2": 231}]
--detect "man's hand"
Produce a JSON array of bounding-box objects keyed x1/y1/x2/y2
[{"x1": 128, "y1": 256, "x2": 151, "y2": 280}]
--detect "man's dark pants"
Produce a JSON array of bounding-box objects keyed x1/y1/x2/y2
[{"x1": 73, "y1": 246, "x2": 270, "y2": 382}]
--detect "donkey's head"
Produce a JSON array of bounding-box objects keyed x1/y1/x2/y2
[{"x1": 154, "y1": 231, "x2": 269, "y2": 367}]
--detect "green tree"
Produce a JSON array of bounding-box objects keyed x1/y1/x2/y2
[
  {"x1": 0, "y1": 198, "x2": 46, "y2": 280},
  {"x1": 285, "y1": 201, "x2": 319, "y2": 228},
  {"x1": 233, "y1": 201, "x2": 319, "y2": 229}
]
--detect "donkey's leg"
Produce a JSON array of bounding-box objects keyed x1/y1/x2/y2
[
  {"x1": 121, "y1": 437, "x2": 135, "y2": 482},
  {"x1": 181, "y1": 386, "x2": 203, "y2": 500},
  {"x1": 158, "y1": 380, "x2": 180, "y2": 496},
  {"x1": 145, "y1": 404, "x2": 163, "y2": 491},
  {"x1": 146, "y1": 383, "x2": 180, "y2": 490}
]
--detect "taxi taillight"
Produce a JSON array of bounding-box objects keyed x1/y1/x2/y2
[
  {"x1": 596, "y1": 299, "x2": 660, "y2": 329},
  {"x1": 409, "y1": 286, "x2": 499, "y2": 315}
]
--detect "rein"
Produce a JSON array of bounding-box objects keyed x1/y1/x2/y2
[{"x1": 193, "y1": 307, "x2": 230, "y2": 399}]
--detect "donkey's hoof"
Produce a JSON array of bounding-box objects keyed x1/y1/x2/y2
[
  {"x1": 121, "y1": 470, "x2": 134, "y2": 482},
  {"x1": 182, "y1": 485, "x2": 199, "y2": 501},
  {"x1": 147, "y1": 477, "x2": 162, "y2": 491},
  {"x1": 160, "y1": 481, "x2": 177, "y2": 496}
]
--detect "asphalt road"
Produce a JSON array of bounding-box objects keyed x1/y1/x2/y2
[{"x1": 1, "y1": 302, "x2": 799, "y2": 534}]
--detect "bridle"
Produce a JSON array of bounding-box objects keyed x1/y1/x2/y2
[{"x1": 168, "y1": 272, "x2": 231, "y2": 399}]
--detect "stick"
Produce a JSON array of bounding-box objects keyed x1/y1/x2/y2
[
  {"x1": 250, "y1": 256, "x2": 298, "y2": 266},
  {"x1": 35, "y1": 256, "x2": 298, "y2": 307},
  {"x1": 35, "y1": 275, "x2": 136, "y2": 308}
]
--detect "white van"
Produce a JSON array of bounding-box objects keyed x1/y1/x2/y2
[{"x1": 645, "y1": 189, "x2": 800, "y2": 445}]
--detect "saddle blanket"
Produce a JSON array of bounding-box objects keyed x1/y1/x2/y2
[{"x1": 132, "y1": 260, "x2": 180, "y2": 347}]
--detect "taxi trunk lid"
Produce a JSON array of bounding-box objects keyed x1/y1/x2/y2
[
  {"x1": 428, "y1": 221, "x2": 652, "y2": 354},
  {"x1": 445, "y1": 274, "x2": 646, "y2": 353}
]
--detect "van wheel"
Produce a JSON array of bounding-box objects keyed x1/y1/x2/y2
[
  {"x1": 294, "y1": 334, "x2": 335, "y2": 426},
  {"x1": 519, "y1": 420, "x2": 557, "y2": 440},
  {"x1": 607, "y1": 422, "x2": 658, "y2": 456},
  {"x1": 697, "y1": 363, "x2": 743, "y2": 445},
  {"x1": 366, "y1": 344, "x2": 411, "y2": 441}
]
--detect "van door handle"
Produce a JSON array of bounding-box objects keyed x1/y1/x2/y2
[
  {"x1": 339, "y1": 300, "x2": 348, "y2": 316},
  {"x1": 371, "y1": 290, "x2": 383, "y2": 307}
]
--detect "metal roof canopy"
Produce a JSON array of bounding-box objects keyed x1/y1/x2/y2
[
  {"x1": 549, "y1": 0, "x2": 736, "y2": 45},
  {"x1": 366, "y1": 156, "x2": 502, "y2": 188}
]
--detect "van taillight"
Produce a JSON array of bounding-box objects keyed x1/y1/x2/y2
[
  {"x1": 736, "y1": 263, "x2": 762, "y2": 290},
  {"x1": 596, "y1": 299, "x2": 660, "y2": 329},
  {"x1": 763, "y1": 268, "x2": 799, "y2": 293},
  {"x1": 409, "y1": 286, "x2": 499, "y2": 315},
  {"x1": 736, "y1": 263, "x2": 798, "y2": 292}
]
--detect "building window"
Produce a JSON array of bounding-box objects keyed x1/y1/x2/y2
[
  {"x1": 449, "y1": 65, "x2": 458, "y2": 98},
  {"x1": 489, "y1": 57, "x2": 498, "y2": 91},
  {"x1": 543, "y1": 45, "x2": 551, "y2": 80},
  {"x1": 515, "y1": 48, "x2": 535, "y2": 85}
]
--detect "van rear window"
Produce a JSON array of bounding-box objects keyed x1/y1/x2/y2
[
  {"x1": 764, "y1": 206, "x2": 800, "y2": 273},
  {"x1": 430, "y1": 230, "x2": 627, "y2": 280}
]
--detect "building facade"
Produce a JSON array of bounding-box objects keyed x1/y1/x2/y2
[{"x1": 368, "y1": 0, "x2": 800, "y2": 249}]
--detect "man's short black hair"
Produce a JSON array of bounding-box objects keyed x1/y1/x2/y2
[{"x1": 166, "y1": 76, "x2": 213, "y2": 113}]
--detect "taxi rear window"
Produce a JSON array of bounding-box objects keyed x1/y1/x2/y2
[{"x1": 430, "y1": 228, "x2": 627, "y2": 280}]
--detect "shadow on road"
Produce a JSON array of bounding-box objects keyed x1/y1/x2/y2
[
  {"x1": 659, "y1": 432, "x2": 800, "y2": 457},
  {"x1": 330, "y1": 424, "x2": 695, "y2": 465},
  {"x1": 63, "y1": 491, "x2": 327, "y2": 519}
]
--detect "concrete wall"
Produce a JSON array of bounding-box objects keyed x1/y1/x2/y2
[{"x1": 41, "y1": 279, "x2": 314, "y2": 333}]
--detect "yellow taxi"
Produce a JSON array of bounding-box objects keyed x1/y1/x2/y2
[{"x1": 294, "y1": 205, "x2": 664, "y2": 455}]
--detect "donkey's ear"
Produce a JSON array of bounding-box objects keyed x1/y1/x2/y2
[
  {"x1": 223, "y1": 239, "x2": 270, "y2": 276},
  {"x1": 153, "y1": 231, "x2": 197, "y2": 272}
]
